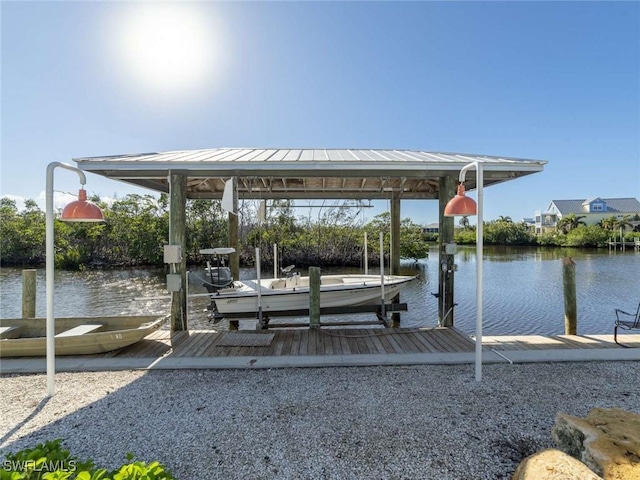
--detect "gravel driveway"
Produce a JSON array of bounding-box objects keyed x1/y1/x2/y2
[{"x1": 1, "y1": 362, "x2": 638, "y2": 479}]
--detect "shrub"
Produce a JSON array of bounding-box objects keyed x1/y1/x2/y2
[
  {"x1": 1, "y1": 440, "x2": 177, "y2": 480},
  {"x1": 536, "y1": 231, "x2": 565, "y2": 246},
  {"x1": 483, "y1": 221, "x2": 536, "y2": 246},
  {"x1": 564, "y1": 225, "x2": 610, "y2": 247},
  {"x1": 454, "y1": 229, "x2": 477, "y2": 245}
]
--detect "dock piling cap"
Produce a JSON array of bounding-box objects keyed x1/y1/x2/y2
[{"x1": 200, "y1": 247, "x2": 236, "y2": 255}]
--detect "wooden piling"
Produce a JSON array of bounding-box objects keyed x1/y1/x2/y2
[
  {"x1": 229, "y1": 177, "x2": 240, "y2": 282},
  {"x1": 309, "y1": 267, "x2": 321, "y2": 329},
  {"x1": 169, "y1": 173, "x2": 187, "y2": 331},
  {"x1": 22, "y1": 269, "x2": 37, "y2": 318},
  {"x1": 438, "y1": 176, "x2": 457, "y2": 327},
  {"x1": 563, "y1": 257, "x2": 577, "y2": 335}
]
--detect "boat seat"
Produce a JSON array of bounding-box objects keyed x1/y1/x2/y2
[
  {"x1": 614, "y1": 302, "x2": 640, "y2": 346},
  {"x1": 55, "y1": 323, "x2": 105, "y2": 337},
  {"x1": 0, "y1": 325, "x2": 24, "y2": 339}
]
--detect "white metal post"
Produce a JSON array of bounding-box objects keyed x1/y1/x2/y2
[
  {"x1": 273, "y1": 243, "x2": 278, "y2": 278},
  {"x1": 364, "y1": 232, "x2": 368, "y2": 275},
  {"x1": 46, "y1": 162, "x2": 87, "y2": 397},
  {"x1": 379, "y1": 232, "x2": 385, "y2": 317},
  {"x1": 475, "y1": 163, "x2": 484, "y2": 382},
  {"x1": 256, "y1": 247, "x2": 262, "y2": 326},
  {"x1": 455, "y1": 161, "x2": 483, "y2": 381}
]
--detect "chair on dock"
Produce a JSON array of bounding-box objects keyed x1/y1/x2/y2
[{"x1": 614, "y1": 302, "x2": 640, "y2": 346}]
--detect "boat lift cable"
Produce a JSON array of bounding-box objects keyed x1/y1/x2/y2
[{"x1": 490, "y1": 348, "x2": 514, "y2": 364}]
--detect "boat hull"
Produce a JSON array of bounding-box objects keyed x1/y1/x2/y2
[
  {"x1": 0, "y1": 315, "x2": 166, "y2": 357},
  {"x1": 211, "y1": 274, "x2": 416, "y2": 317}
]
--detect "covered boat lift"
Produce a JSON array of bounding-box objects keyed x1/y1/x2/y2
[{"x1": 74, "y1": 148, "x2": 546, "y2": 331}]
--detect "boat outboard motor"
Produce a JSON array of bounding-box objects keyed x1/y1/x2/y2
[
  {"x1": 199, "y1": 247, "x2": 236, "y2": 295},
  {"x1": 206, "y1": 261, "x2": 233, "y2": 290},
  {"x1": 281, "y1": 264, "x2": 299, "y2": 278}
]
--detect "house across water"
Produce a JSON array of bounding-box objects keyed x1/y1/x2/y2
[{"x1": 533, "y1": 197, "x2": 640, "y2": 234}]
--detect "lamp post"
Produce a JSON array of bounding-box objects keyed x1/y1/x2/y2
[
  {"x1": 46, "y1": 162, "x2": 104, "y2": 396},
  {"x1": 444, "y1": 161, "x2": 483, "y2": 381}
]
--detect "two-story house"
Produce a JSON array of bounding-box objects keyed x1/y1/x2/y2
[{"x1": 534, "y1": 197, "x2": 640, "y2": 234}]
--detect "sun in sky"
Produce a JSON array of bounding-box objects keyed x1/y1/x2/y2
[{"x1": 111, "y1": 3, "x2": 217, "y2": 98}]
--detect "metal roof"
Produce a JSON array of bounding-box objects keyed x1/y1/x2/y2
[
  {"x1": 550, "y1": 198, "x2": 640, "y2": 215},
  {"x1": 74, "y1": 148, "x2": 547, "y2": 200}
]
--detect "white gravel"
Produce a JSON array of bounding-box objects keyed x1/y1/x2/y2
[{"x1": 1, "y1": 362, "x2": 638, "y2": 479}]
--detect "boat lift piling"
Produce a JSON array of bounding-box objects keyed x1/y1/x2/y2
[
  {"x1": 22, "y1": 269, "x2": 36, "y2": 319},
  {"x1": 309, "y1": 267, "x2": 321, "y2": 329}
]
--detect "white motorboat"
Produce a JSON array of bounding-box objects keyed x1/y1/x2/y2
[
  {"x1": 194, "y1": 247, "x2": 417, "y2": 320},
  {"x1": 207, "y1": 272, "x2": 417, "y2": 318}
]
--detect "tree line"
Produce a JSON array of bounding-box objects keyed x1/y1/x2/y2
[
  {"x1": 453, "y1": 213, "x2": 640, "y2": 248},
  {"x1": 0, "y1": 195, "x2": 429, "y2": 269},
  {"x1": 2, "y1": 195, "x2": 638, "y2": 270}
]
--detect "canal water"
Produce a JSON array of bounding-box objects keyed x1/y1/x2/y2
[{"x1": 1, "y1": 246, "x2": 638, "y2": 336}]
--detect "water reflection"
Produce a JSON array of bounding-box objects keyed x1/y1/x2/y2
[{"x1": 1, "y1": 246, "x2": 638, "y2": 336}]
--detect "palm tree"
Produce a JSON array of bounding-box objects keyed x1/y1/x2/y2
[
  {"x1": 599, "y1": 215, "x2": 618, "y2": 232},
  {"x1": 616, "y1": 215, "x2": 633, "y2": 241},
  {"x1": 556, "y1": 213, "x2": 586, "y2": 234},
  {"x1": 617, "y1": 215, "x2": 633, "y2": 232},
  {"x1": 459, "y1": 216, "x2": 470, "y2": 230},
  {"x1": 497, "y1": 215, "x2": 513, "y2": 223}
]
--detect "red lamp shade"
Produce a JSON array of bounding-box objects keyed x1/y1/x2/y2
[
  {"x1": 60, "y1": 189, "x2": 104, "y2": 222},
  {"x1": 444, "y1": 183, "x2": 477, "y2": 217}
]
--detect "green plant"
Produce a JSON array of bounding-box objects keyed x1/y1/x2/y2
[
  {"x1": 564, "y1": 225, "x2": 609, "y2": 247},
  {"x1": 1, "y1": 441, "x2": 176, "y2": 480},
  {"x1": 1, "y1": 439, "x2": 94, "y2": 480}
]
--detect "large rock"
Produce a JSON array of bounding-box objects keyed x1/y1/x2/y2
[
  {"x1": 551, "y1": 408, "x2": 640, "y2": 480},
  {"x1": 512, "y1": 448, "x2": 603, "y2": 480}
]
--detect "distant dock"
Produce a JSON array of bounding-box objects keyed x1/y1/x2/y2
[{"x1": 608, "y1": 238, "x2": 640, "y2": 252}]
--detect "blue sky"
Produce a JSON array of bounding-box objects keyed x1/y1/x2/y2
[{"x1": 1, "y1": 1, "x2": 639, "y2": 225}]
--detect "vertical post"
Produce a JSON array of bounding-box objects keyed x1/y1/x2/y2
[
  {"x1": 390, "y1": 195, "x2": 401, "y2": 275},
  {"x1": 169, "y1": 173, "x2": 187, "y2": 331},
  {"x1": 364, "y1": 232, "x2": 369, "y2": 275},
  {"x1": 273, "y1": 243, "x2": 278, "y2": 278},
  {"x1": 309, "y1": 266, "x2": 321, "y2": 329},
  {"x1": 438, "y1": 176, "x2": 457, "y2": 327},
  {"x1": 390, "y1": 195, "x2": 401, "y2": 327},
  {"x1": 229, "y1": 178, "x2": 240, "y2": 282},
  {"x1": 22, "y1": 269, "x2": 36, "y2": 318},
  {"x1": 563, "y1": 257, "x2": 577, "y2": 335},
  {"x1": 255, "y1": 247, "x2": 263, "y2": 330},
  {"x1": 45, "y1": 161, "x2": 89, "y2": 397},
  {"x1": 475, "y1": 163, "x2": 484, "y2": 382},
  {"x1": 46, "y1": 167, "x2": 55, "y2": 396},
  {"x1": 379, "y1": 232, "x2": 391, "y2": 326}
]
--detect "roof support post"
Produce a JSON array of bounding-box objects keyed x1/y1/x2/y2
[
  {"x1": 390, "y1": 193, "x2": 401, "y2": 327},
  {"x1": 438, "y1": 176, "x2": 456, "y2": 327},
  {"x1": 169, "y1": 173, "x2": 187, "y2": 331},
  {"x1": 228, "y1": 177, "x2": 240, "y2": 282}
]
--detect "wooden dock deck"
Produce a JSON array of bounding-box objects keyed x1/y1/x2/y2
[
  {"x1": 2, "y1": 327, "x2": 638, "y2": 374},
  {"x1": 102, "y1": 327, "x2": 477, "y2": 359},
  {"x1": 96, "y1": 327, "x2": 639, "y2": 360}
]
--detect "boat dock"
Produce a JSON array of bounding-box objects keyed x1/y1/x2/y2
[
  {"x1": 608, "y1": 238, "x2": 640, "y2": 251},
  {"x1": 1, "y1": 327, "x2": 639, "y2": 373}
]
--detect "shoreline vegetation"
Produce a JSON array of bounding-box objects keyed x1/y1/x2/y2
[{"x1": 1, "y1": 195, "x2": 638, "y2": 270}]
